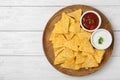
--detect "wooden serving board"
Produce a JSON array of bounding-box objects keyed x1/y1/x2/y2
[{"x1": 42, "y1": 5, "x2": 114, "y2": 76}]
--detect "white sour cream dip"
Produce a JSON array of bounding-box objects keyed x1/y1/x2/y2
[{"x1": 91, "y1": 29, "x2": 112, "y2": 50}]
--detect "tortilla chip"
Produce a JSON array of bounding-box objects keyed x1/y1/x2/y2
[
  {"x1": 81, "y1": 53, "x2": 98, "y2": 69},
  {"x1": 69, "y1": 22, "x2": 81, "y2": 33},
  {"x1": 77, "y1": 32, "x2": 91, "y2": 40},
  {"x1": 64, "y1": 36, "x2": 79, "y2": 51},
  {"x1": 54, "y1": 47, "x2": 65, "y2": 57},
  {"x1": 64, "y1": 32, "x2": 74, "y2": 40},
  {"x1": 78, "y1": 39, "x2": 94, "y2": 53},
  {"x1": 80, "y1": 28, "x2": 86, "y2": 33},
  {"x1": 52, "y1": 21, "x2": 63, "y2": 33},
  {"x1": 52, "y1": 35, "x2": 67, "y2": 48},
  {"x1": 61, "y1": 58, "x2": 81, "y2": 70},
  {"x1": 94, "y1": 49, "x2": 105, "y2": 63},
  {"x1": 81, "y1": 51, "x2": 89, "y2": 56},
  {"x1": 54, "y1": 48, "x2": 74, "y2": 65},
  {"x1": 60, "y1": 57, "x2": 75, "y2": 69},
  {"x1": 67, "y1": 9, "x2": 82, "y2": 22},
  {"x1": 54, "y1": 52, "x2": 66, "y2": 65},
  {"x1": 74, "y1": 64, "x2": 82, "y2": 70},
  {"x1": 69, "y1": 16, "x2": 75, "y2": 24},
  {"x1": 61, "y1": 48, "x2": 74, "y2": 58},
  {"x1": 52, "y1": 13, "x2": 69, "y2": 33},
  {"x1": 49, "y1": 33, "x2": 59, "y2": 41},
  {"x1": 75, "y1": 51, "x2": 86, "y2": 64}
]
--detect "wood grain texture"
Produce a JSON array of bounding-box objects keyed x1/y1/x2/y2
[
  {"x1": 43, "y1": 5, "x2": 114, "y2": 76},
  {"x1": 0, "y1": 56, "x2": 119, "y2": 80},
  {"x1": 0, "y1": 6, "x2": 119, "y2": 30},
  {"x1": 0, "y1": 0, "x2": 119, "y2": 6},
  {"x1": 0, "y1": 32, "x2": 43, "y2": 55}
]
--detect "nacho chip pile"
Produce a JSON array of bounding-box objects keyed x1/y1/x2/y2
[{"x1": 49, "y1": 9, "x2": 105, "y2": 70}]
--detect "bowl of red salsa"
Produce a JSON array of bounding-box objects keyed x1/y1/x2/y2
[{"x1": 80, "y1": 10, "x2": 101, "y2": 32}]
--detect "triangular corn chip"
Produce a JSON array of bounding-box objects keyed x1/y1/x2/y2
[
  {"x1": 79, "y1": 39, "x2": 94, "y2": 53},
  {"x1": 54, "y1": 47, "x2": 65, "y2": 57},
  {"x1": 64, "y1": 32, "x2": 74, "y2": 40},
  {"x1": 52, "y1": 35, "x2": 67, "y2": 48},
  {"x1": 82, "y1": 53, "x2": 98, "y2": 69},
  {"x1": 61, "y1": 48, "x2": 74, "y2": 58},
  {"x1": 75, "y1": 51, "x2": 86, "y2": 64},
  {"x1": 94, "y1": 49, "x2": 105, "y2": 63},
  {"x1": 64, "y1": 36, "x2": 79, "y2": 51},
  {"x1": 69, "y1": 22, "x2": 81, "y2": 33},
  {"x1": 67, "y1": 9, "x2": 82, "y2": 22},
  {"x1": 52, "y1": 13, "x2": 69, "y2": 33}
]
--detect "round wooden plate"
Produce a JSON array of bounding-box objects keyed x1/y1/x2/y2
[{"x1": 42, "y1": 5, "x2": 114, "y2": 76}]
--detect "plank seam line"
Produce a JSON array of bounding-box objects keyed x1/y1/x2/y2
[
  {"x1": 0, "y1": 30, "x2": 43, "y2": 32},
  {"x1": 0, "y1": 55, "x2": 43, "y2": 56},
  {"x1": 0, "y1": 5, "x2": 119, "y2": 7},
  {"x1": 0, "y1": 30, "x2": 118, "y2": 32},
  {"x1": 0, "y1": 55, "x2": 117, "y2": 57}
]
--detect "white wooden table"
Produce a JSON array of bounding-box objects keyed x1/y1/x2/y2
[{"x1": 0, "y1": 0, "x2": 120, "y2": 80}]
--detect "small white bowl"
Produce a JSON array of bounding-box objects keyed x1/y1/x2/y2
[
  {"x1": 91, "y1": 29, "x2": 112, "y2": 50},
  {"x1": 80, "y1": 10, "x2": 102, "y2": 32}
]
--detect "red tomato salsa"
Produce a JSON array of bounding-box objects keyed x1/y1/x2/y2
[{"x1": 82, "y1": 13, "x2": 99, "y2": 30}]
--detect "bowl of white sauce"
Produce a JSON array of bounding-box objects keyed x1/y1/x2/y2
[{"x1": 91, "y1": 29, "x2": 112, "y2": 50}]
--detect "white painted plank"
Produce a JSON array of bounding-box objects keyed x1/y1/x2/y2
[
  {"x1": 0, "y1": 6, "x2": 119, "y2": 30},
  {"x1": 0, "y1": 31, "x2": 119, "y2": 57},
  {"x1": 0, "y1": 56, "x2": 119, "y2": 80},
  {"x1": 0, "y1": 7, "x2": 61, "y2": 30},
  {"x1": 0, "y1": 32, "x2": 43, "y2": 55},
  {"x1": 0, "y1": 0, "x2": 119, "y2": 6}
]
